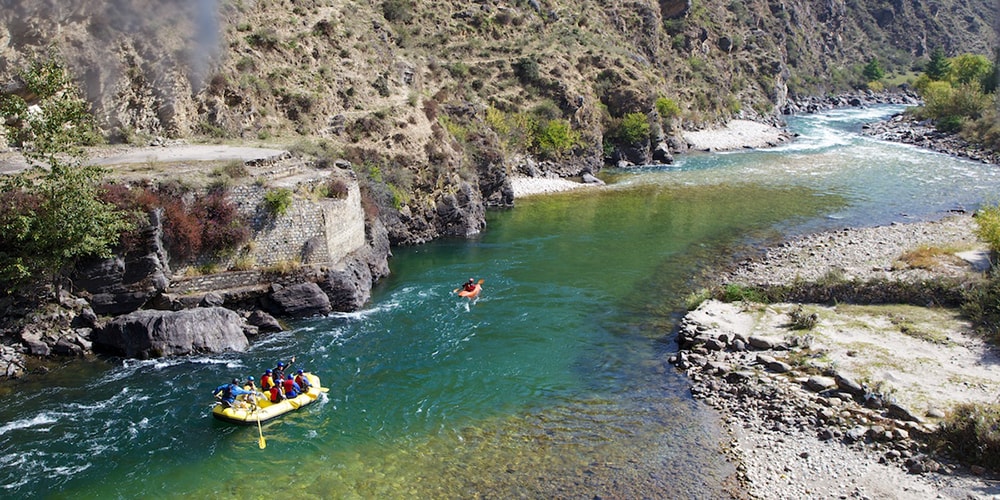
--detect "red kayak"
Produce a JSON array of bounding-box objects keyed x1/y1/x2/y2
[{"x1": 458, "y1": 283, "x2": 481, "y2": 299}]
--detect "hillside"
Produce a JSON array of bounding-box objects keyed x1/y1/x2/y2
[{"x1": 1, "y1": 0, "x2": 997, "y2": 244}]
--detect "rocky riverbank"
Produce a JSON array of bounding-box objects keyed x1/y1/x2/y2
[
  {"x1": 863, "y1": 113, "x2": 1000, "y2": 165},
  {"x1": 674, "y1": 214, "x2": 1000, "y2": 499}
]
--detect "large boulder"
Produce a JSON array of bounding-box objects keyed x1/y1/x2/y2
[
  {"x1": 92, "y1": 307, "x2": 249, "y2": 358},
  {"x1": 261, "y1": 282, "x2": 332, "y2": 318},
  {"x1": 320, "y1": 255, "x2": 374, "y2": 312}
]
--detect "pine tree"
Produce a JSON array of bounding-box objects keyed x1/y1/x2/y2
[{"x1": 925, "y1": 47, "x2": 951, "y2": 81}]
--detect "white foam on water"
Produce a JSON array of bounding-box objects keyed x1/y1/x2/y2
[{"x1": 0, "y1": 413, "x2": 59, "y2": 436}]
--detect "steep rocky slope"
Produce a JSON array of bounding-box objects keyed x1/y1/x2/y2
[{"x1": 1, "y1": 0, "x2": 997, "y2": 245}]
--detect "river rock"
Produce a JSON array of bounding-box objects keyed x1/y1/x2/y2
[
  {"x1": 805, "y1": 376, "x2": 837, "y2": 392},
  {"x1": 262, "y1": 282, "x2": 332, "y2": 318},
  {"x1": 92, "y1": 307, "x2": 249, "y2": 358},
  {"x1": 247, "y1": 310, "x2": 283, "y2": 333},
  {"x1": 887, "y1": 402, "x2": 923, "y2": 423},
  {"x1": 0, "y1": 344, "x2": 25, "y2": 379},
  {"x1": 835, "y1": 373, "x2": 866, "y2": 398}
]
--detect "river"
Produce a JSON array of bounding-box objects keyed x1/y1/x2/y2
[{"x1": 3, "y1": 106, "x2": 999, "y2": 499}]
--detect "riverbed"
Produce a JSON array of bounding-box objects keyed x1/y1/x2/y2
[{"x1": 3, "y1": 106, "x2": 1000, "y2": 498}]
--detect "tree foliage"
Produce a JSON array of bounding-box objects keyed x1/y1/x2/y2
[
  {"x1": 925, "y1": 47, "x2": 951, "y2": 81},
  {"x1": 0, "y1": 59, "x2": 130, "y2": 290},
  {"x1": 862, "y1": 58, "x2": 884, "y2": 82}
]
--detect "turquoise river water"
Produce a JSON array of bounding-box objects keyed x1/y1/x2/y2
[{"x1": 3, "y1": 106, "x2": 1000, "y2": 498}]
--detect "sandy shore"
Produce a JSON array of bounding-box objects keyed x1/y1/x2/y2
[
  {"x1": 679, "y1": 214, "x2": 1000, "y2": 499},
  {"x1": 683, "y1": 119, "x2": 791, "y2": 152}
]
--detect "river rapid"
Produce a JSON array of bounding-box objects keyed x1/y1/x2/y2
[{"x1": 3, "y1": 106, "x2": 1000, "y2": 499}]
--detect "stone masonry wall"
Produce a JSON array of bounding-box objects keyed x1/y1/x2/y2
[{"x1": 228, "y1": 181, "x2": 366, "y2": 268}]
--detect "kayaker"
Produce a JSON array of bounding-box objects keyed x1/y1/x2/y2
[
  {"x1": 461, "y1": 278, "x2": 477, "y2": 292},
  {"x1": 294, "y1": 369, "x2": 311, "y2": 392},
  {"x1": 261, "y1": 369, "x2": 276, "y2": 390},
  {"x1": 213, "y1": 378, "x2": 253, "y2": 408},
  {"x1": 282, "y1": 374, "x2": 301, "y2": 398}
]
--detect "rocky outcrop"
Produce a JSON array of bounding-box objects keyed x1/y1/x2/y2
[
  {"x1": 261, "y1": 282, "x2": 332, "y2": 318},
  {"x1": 92, "y1": 307, "x2": 249, "y2": 358},
  {"x1": 73, "y1": 209, "x2": 171, "y2": 315}
]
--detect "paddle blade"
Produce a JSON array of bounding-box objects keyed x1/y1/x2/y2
[
  {"x1": 319, "y1": 387, "x2": 330, "y2": 393},
  {"x1": 258, "y1": 436, "x2": 266, "y2": 449}
]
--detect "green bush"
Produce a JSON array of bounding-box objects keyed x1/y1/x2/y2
[
  {"x1": 974, "y1": 203, "x2": 1000, "y2": 258},
  {"x1": 934, "y1": 403, "x2": 1000, "y2": 470},
  {"x1": 264, "y1": 188, "x2": 293, "y2": 217},
  {"x1": 618, "y1": 112, "x2": 650, "y2": 144},
  {"x1": 655, "y1": 97, "x2": 681, "y2": 122},
  {"x1": 534, "y1": 119, "x2": 579, "y2": 159}
]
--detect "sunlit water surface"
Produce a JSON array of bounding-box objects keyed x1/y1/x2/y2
[{"x1": 3, "y1": 106, "x2": 999, "y2": 499}]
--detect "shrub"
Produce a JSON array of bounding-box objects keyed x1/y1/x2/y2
[
  {"x1": 264, "y1": 188, "x2": 293, "y2": 217},
  {"x1": 513, "y1": 57, "x2": 540, "y2": 84},
  {"x1": 934, "y1": 403, "x2": 1000, "y2": 470},
  {"x1": 973, "y1": 203, "x2": 1000, "y2": 256},
  {"x1": 655, "y1": 97, "x2": 681, "y2": 122},
  {"x1": 382, "y1": 0, "x2": 413, "y2": 23},
  {"x1": 618, "y1": 112, "x2": 650, "y2": 144},
  {"x1": 325, "y1": 178, "x2": 350, "y2": 199},
  {"x1": 787, "y1": 305, "x2": 818, "y2": 330},
  {"x1": 534, "y1": 119, "x2": 579, "y2": 159}
]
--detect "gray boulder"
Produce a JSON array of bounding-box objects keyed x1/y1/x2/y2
[
  {"x1": 247, "y1": 310, "x2": 283, "y2": 333},
  {"x1": 92, "y1": 307, "x2": 249, "y2": 358},
  {"x1": 262, "y1": 282, "x2": 332, "y2": 318},
  {"x1": 320, "y1": 255, "x2": 373, "y2": 312}
]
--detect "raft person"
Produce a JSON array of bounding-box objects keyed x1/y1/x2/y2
[
  {"x1": 260, "y1": 369, "x2": 275, "y2": 390},
  {"x1": 461, "y1": 278, "x2": 477, "y2": 292},
  {"x1": 213, "y1": 378, "x2": 253, "y2": 408},
  {"x1": 269, "y1": 377, "x2": 285, "y2": 403},
  {"x1": 282, "y1": 374, "x2": 301, "y2": 398},
  {"x1": 294, "y1": 369, "x2": 311, "y2": 392},
  {"x1": 243, "y1": 376, "x2": 257, "y2": 392},
  {"x1": 272, "y1": 357, "x2": 295, "y2": 382}
]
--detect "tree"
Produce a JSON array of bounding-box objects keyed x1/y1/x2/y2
[
  {"x1": 862, "y1": 58, "x2": 884, "y2": 82},
  {"x1": 925, "y1": 47, "x2": 951, "y2": 81},
  {"x1": 947, "y1": 53, "x2": 993, "y2": 87},
  {"x1": 0, "y1": 59, "x2": 131, "y2": 291}
]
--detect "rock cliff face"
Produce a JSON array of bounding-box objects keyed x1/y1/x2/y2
[{"x1": 1, "y1": 2, "x2": 995, "y2": 238}]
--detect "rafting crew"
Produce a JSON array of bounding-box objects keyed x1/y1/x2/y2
[{"x1": 214, "y1": 359, "x2": 315, "y2": 407}]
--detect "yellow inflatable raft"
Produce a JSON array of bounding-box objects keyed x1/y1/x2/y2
[{"x1": 212, "y1": 373, "x2": 324, "y2": 425}]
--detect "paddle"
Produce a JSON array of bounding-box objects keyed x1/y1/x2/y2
[
  {"x1": 255, "y1": 398, "x2": 266, "y2": 449},
  {"x1": 453, "y1": 279, "x2": 484, "y2": 293}
]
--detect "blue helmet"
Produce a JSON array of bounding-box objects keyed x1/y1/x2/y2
[
  {"x1": 247, "y1": 376, "x2": 254, "y2": 381},
  {"x1": 265, "y1": 369, "x2": 272, "y2": 374},
  {"x1": 277, "y1": 362, "x2": 285, "y2": 368}
]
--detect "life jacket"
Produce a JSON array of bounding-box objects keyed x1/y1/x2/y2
[
  {"x1": 261, "y1": 374, "x2": 273, "y2": 390},
  {"x1": 269, "y1": 385, "x2": 282, "y2": 403},
  {"x1": 282, "y1": 378, "x2": 298, "y2": 397},
  {"x1": 295, "y1": 374, "x2": 309, "y2": 389}
]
